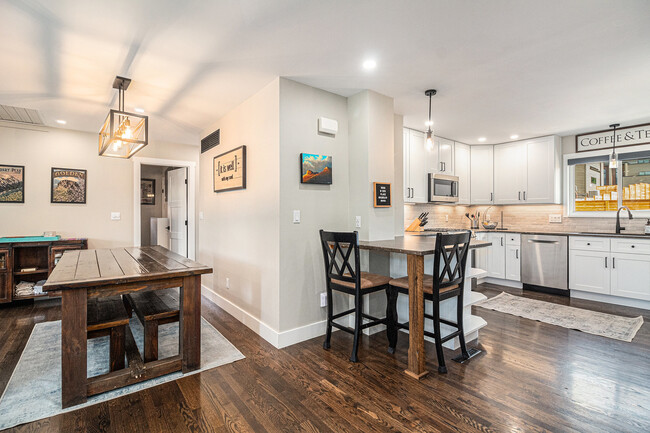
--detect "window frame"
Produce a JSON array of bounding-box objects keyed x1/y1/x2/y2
[{"x1": 565, "y1": 144, "x2": 650, "y2": 218}]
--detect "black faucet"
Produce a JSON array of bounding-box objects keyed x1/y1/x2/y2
[{"x1": 616, "y1": 206, "x2": 633, "y2": 234}]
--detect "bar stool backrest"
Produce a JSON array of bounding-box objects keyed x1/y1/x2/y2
[
  {"x1": 432, "y1": 231, "x2": 471, "y2": 297},
  {"x1": 319, "y1": 230, "x2": 361, "y2": 291}
]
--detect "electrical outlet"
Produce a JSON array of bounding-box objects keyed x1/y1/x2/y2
[
  {"x1": 549, "y1": 214, "x2": 562, "y2": 223},
  {"x1": 445, "y1": 214, "x2": 449, "y2": 222},
  {"x1": 293, "y1": 210, "x2": 301, "y2": 223},
  {"x1": 355, "y1": 216, "x2": 361, "y2": 228},
  {"x1": 320, "y1": 292, "x2": 327, "y2": 307},
  {"x1": 226, "y1": 278, "x2": 230, "y2": 289},
  {"x1": 199, "y1": 211, "x2": 204, "y2": 220}
]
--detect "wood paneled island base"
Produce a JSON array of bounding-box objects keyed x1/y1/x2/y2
[{"x1": 43, "y1": 246, "x2": 212, "y2": 408}]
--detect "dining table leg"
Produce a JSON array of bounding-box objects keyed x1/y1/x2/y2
[
  {"x1": 180, "y1": 275, "x2": 201, "y2": 372},
  {"x1": 405, "y1": 254, "x2": 428, "y2": 380},
  {"x1": 61, "y1": 287, "x2": 88, "y2": 408}
]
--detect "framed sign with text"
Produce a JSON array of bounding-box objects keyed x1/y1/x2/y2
[
  {"x1": 576, "y1": 123, "x2": 650, "y2": 153},
  {"x1": 373, "y1": 182, "x2": 391, "y2": 207},
  {"x1": 213, "y1": 145, "x2": 246, "y2": 192}
]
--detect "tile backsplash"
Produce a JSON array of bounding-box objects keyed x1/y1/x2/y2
[{"x1": 404, "y1": 203, "x2": 649, "y2": 234}]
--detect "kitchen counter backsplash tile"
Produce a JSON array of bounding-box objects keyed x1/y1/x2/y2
[{"x1": 404, "y1": 204, "x2": 648, "y2": 235}]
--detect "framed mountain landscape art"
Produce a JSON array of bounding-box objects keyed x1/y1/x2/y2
[
  {"x1": 51, "y1": 168, "x2": 87, "y2": 204},
  {"x1": 0, "y1": 164, "x2": 25, "y2": 203},
  {"x1": 300, "y1": 153, "x2": 332, "y2": 185}
]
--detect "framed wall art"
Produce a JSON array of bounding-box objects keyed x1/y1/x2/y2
[
  {"x1": 214, "y1": 145, "x2": 246, "y2": 192},
  {"x1": 51, "y1": 168, "x2": 87, "y2": 204},
  {"x1": 141, "y1": 178, "x2": 156, "y2": 205},
  {"x1": 300, "y1": 153, "x2": 332, "y2": 185},
  {"x1": 0, "y1": 164, "x2": 25, "y2": 203}
]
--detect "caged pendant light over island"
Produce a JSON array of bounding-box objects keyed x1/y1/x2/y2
[{"x1": 98, "y1": 76, "x2": 148, "y2": 158}]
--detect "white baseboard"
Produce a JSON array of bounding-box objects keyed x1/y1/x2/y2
[
  {"x1": 478, "y1": 277, "x2": 523, "y2": 289},
  {"x1": 202, "y1": 285, "x2": 330, "y2": 349},
  {"x1": 571, "y1": 290, "x2": 650, "y2": 311}
]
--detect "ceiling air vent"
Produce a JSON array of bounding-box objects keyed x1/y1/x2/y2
[
  {"x1": 201, "y1": 129, "x2": 220, "y2": 153},
  {"x1": 0, "y1": 104, "x2": 44, "y2": 125}
]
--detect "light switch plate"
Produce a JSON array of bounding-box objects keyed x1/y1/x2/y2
[
  {"x1": 320, "y1": 292, "x2": 327, "y2": 307},
  {"x1": 293, "y1": 210, "x2": 301, "y2": 224},
  {"x1": 199, "y1": 211, "x2": 204, "y2": 220},
  {"x1": 549, "y1": 214, "x2": 562, "y2": 223},
  {"x1": 111, "y1": 212, "x2": 121, "y2": 221},
  {"x1": 355, "y1": 216, "x2": 361, "y2": 228}
]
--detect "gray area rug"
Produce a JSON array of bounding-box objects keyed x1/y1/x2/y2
[
  {"x1": 0, "y1": 317, "x2": 245, "y2": 430},
  {"x1": 476, "y1": 292, "x2": 644, "y2": 342}
]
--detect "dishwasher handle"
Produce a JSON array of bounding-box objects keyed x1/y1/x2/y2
[{"x1": 527, "y1": 239, "x2": 560, "y2": 244}]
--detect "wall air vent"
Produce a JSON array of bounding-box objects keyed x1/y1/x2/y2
[
  {"x1": 0, "y1": 104, "x2": 44, "y2": 125},
  {"x1": 201, "y1": 129, "x2": 220, "y2": 153}
]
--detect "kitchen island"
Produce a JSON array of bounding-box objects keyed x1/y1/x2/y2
[{"x1": 359, "y1": 234, "x2": 490, "y2": 379}]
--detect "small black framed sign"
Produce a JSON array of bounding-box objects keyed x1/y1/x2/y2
[
  {"x1": 213, "y1": 145, "x2": 246, "y2": 192},
  {"x1": 0, "y1": 164, "x2": 25, "y2": 203},
  {"x1": 373, "y1": 182, "x2": 391, "y2": 208},
  {"x1": 51, "y1": 168, "x2": 87, "y2": 204},
  {"x1": 141, "y1": 178, "x2": 156, "y2": 205}
]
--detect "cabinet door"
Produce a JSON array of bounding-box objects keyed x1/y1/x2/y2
[
  {"x1": 470, "y1": 145, "x2": 494, "y2": 204},
  {"x1": 408, "y1": 130, "x2": 428, "y2": 203},
  {"x1": 0, "y1": 249, "x2": 11, "y2": 303},
  {"x1": 494, "y1": 142, "x2": 526, "y2": 204},
  {"x1": 487, "y1": 234, "x2": 506, "y2": 279},
  {"x1": 50, "y1": 245, "x2": 84, "y2": 272},
  {"x1": 438, "y1": 137, "x2": 454, "y2": 174},
  {"x1": 454, "y1": 142, "x2": 470, "y2": 205},
  {"x1": 474, "y1": 232, "x2": 488, "y2": 271},
  {"x1": 403, "y1": 129, "x2": 410, "y2": 201},
  {"x1": 425, "y1": 136, "x2": 440, "y2": 174},
  {"x1": 611, "y1": 253, "x2": 650, "y2": 301},
  {"x1": 505, "y1": 244, "x2": 521, "y2": 281},
  {"x1": 569, "y1": 250, "x2": 610, "y2": 294},
  {"x1": 525, "y1": 136, "x2": 560, "y2": 204}
]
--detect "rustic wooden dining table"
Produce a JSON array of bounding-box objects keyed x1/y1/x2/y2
[
  {"x1": 359, "y1": 235, "x2": 490, "y2": 380},
  {"x1": 43, "y1": 246, "x2": 212, "y2": 408}
]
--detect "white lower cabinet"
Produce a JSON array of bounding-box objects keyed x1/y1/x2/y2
[
  {"x1": 569, "y1": 236, "x2": 650, "y2": 301},
  {"x1": 611, "y1": 253, "x2": 650, "y2": 301},
  {"x1": 475, "y1": 232, "x2": 519, "y2": 281},
  {"x1": 569, "y1": 249, "x2": 610, "y2": 295},
  {"x1": 485, "y1": 233, "x2": 505, "y2": 279},
  {"x1": 505, "y1": 244, "x2": 521, "y2": 281}
]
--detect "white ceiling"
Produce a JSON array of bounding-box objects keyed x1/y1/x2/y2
[{"x1": 1, "y1": 0, "x2": 649, "y2": 145}]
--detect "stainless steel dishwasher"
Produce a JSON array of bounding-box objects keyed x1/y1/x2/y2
[{"x1": 521, "y1": 234, "x2": 568, "y2": 291}]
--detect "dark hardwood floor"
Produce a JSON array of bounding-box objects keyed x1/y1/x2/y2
[{"x1": 1, "y1": 284, "x2": 649, "y2": 432}]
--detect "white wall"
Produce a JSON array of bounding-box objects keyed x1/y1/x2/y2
[
  {"x1": 278, "y1": 78, "x2": 351, "y2": 333},
  {"x1": 0, "y1": 123, "x2": 198, "y2": 248},
  {"x1": 198, "y1": 78, "x2": 281, "y2": 332}
]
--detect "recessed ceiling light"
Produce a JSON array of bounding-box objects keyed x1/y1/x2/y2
[
  {"x1": 362, "y1": 59, "x2": 377, "y2": 70},
  {"x1": 56, "y1": 120, "x2": 66, "y2": 125},
  {"x1": 510, "y1": 134, "x2": 519, "y2": 140},
  {"x1": 134, "y1": 107, "x2": 145, "y2": 113},
  {"x1": 478, "y1": 137, "x2": 486, "y2": 142}
]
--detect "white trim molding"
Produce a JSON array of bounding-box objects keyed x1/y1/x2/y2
[{"x1": 132, "y1": 157, "x2": 197, "y2": 260}]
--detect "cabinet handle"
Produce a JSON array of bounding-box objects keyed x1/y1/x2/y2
[
  {"x1": 490, "y1": 192, "x2": 493, "y2": 202},
  {"x1": 516, "y1": 249, "x2": 519, "y2": 259},
  {"x1": 587, "y1": 242, "x2": 590, "y2": 245},
  {"x1": 605, "y1": 257, "x2": 608, "y2": 268},
  {"x1": 501, "y1": 237, "x2": 504, "y2": 247},
  {"x1": 523, "y1": 191, "x2": 526, "y2": 201},
  {"x1": 518, "y1": 191, "x2": 521, "y2": 200},
  {"x1": 443, "y1": 162, "x2": 446, "y2": 172},
  {"x1": 631, "y1": 245, "x2": 635, "y2": 248},
  {"x1": 613, "y1": 257, "x2": 616, "y2": 269}
]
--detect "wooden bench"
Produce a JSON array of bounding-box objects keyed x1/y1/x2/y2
[
  {"x1": 123, "y1": 289, "x2": 180, "y2": 362},
  {"x1": 87, "y1": 297, "x2": 130, "y2": 372}
]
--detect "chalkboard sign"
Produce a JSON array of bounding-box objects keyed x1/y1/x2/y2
[{"x1": 373, "y1": 182, "x2": 391, "y2": 207}]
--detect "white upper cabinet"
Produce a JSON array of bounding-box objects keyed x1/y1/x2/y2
[
  {"x1": 404, "y1": 129, "x2": 428, "y2": 203},
  {"x1": 438, "y1": 137, "x2": 454, "y2": 174},
  {"x1": 494, "y1": 142, "x2": 526, "y2": 204},
  {"x1": 470, "y1": 145, "x2": 494, "y2": 204},
  {"x1": 525, "y1": 136, "x2": 561, "y2": 204},
  {"x1": 493, "y1": 135, "x2": 561, "y2": 205},
  {"x1": 454, "y1": 142, "x2": 470, "y2": 205}
]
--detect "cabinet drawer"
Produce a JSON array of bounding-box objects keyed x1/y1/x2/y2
[
  {"x1": 505, "y1": 233, "x2": 521, "y2": 246},
  {"x1": 569, "y1": 236, "x2": 610, "y2": 252},
  {"x1": 611, "y1": 238, "x2": 650, "y2": 254}
]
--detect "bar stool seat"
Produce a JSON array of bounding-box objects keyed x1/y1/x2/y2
[
  {"x1": 388, "y1": 275, "x2": 459, "y2": 296},
  {"x1": 333, "y1": 272, "x2": 391, "y2": 290}
]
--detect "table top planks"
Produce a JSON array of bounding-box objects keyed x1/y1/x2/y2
[
  {"x1": 44, "y1": 246, "x2": 212, "y2": 291},
  {"x1": 358, "y1": 235, "x2": 492, "y2": 256}
]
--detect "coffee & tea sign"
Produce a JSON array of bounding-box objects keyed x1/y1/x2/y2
[
  {"x1": 213, "y1": 145, "x2": 246, "y2": 192},
  {"x1": 576, "y1": 123, "x2": 650, "y2": 153}
]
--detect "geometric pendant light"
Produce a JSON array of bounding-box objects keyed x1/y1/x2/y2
[{"x1": 98, "y1": 76, "x2": 148, "y2": 158}]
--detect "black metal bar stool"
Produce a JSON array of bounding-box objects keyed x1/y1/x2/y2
[
  {"x1": 319, "y1": 230, "x2": 391, "y2": 362},
  {"x1": 387, "y1": 230, "x2": 472, "y2": 373}
]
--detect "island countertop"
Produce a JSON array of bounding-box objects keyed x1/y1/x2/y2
[{"x1": 359, "y1": 235, "x2": 491, "y2": 256}]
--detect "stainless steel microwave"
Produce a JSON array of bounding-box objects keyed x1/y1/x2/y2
[{"x1": 429, "y1": 173, "x2": 459, "y2": 203}]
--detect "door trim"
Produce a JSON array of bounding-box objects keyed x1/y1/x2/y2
[{"x1": 132, "y1": 157, "x2": 197, "y2": 260}]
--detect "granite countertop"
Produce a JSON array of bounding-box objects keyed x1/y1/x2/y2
[
  {"x1": 359, "y1": 235, "x2": 491, "y2": 256},
  {"x1": 473, "y1": 229, "x2": 650, "y2": 239}
]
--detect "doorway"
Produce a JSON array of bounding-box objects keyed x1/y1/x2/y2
[{"x1": 132, "y1": 157, "x2": 197, "y2": 259}]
